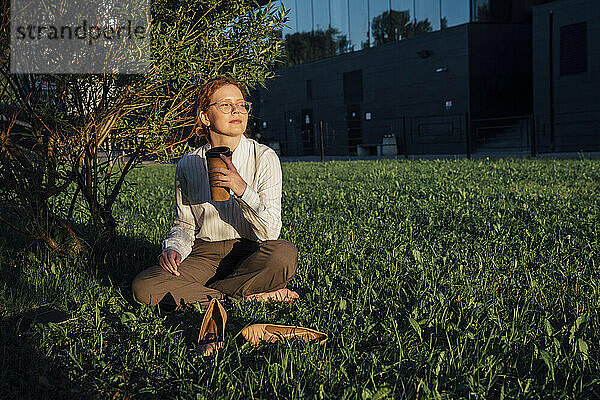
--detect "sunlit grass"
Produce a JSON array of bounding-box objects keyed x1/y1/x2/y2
[{"x1": 1, "y1": 158, "x2": 599, "y2": 398}]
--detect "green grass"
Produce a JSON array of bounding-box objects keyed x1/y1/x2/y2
[{"x1": 1, "y1": 158, "x2": 599, "y2": 399}]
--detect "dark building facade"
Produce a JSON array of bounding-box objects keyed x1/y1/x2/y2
[
  {"x1": 533, "y1": 0, "x2": 600, "y2": 152},
  {"x1": 252, "y1": 0, "x2": 598, "y2": 156},
  {"x1": 252, "y1": 22, "x2": 531, "y2": 156}
]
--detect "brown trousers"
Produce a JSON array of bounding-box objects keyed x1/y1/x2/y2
[{"x1": 131, "y1": 238, "x2": 298, "y2": 309}]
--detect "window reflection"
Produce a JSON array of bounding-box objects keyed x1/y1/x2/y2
[
  {"x1": 313, "y1": 0, "x2": 330, "y2": 31},
  {"x1": 349, "y1": 0, "x2": 369, "y2": 49},
  {"x1": 441, "y1": 0, "x2": 469, "y2": 27},
  {"x1": 330, "y1": 0, "x2": 349, "y2": 41},
  {"x1": 274, "y1": 0, "x2": 473, "y2": 63},
  {"x1": 278, "y1": 0, "x2": 473, "y2": 37},
  {"x1": 415, "y1": 0, "x2": 440, "y2": 31},
  {"x1": 295, "y1": 0, "x2": 312, "y2": 32},
  {"x1": 472, "y1": 0, "x2": 490, "y2": 22},
  {"x1": 391, "y1": 0, "x2": 414, "y2": 21},
  {"x1": 369, "y1": 0, "x2": 390, "y2": 46},
  {"x1": 282, "y1": 1, "x2": 297, "y2": 34}
]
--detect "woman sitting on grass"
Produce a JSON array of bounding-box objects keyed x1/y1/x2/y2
[{"x1": 132, "y1": 76, "x2": 299, "y2": 309}]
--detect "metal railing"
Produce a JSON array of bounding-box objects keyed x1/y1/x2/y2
[{"x1": 257, "y1": 110, "x2": 600, "y2": 160}]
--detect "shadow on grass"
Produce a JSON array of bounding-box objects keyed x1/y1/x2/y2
[
  {"x1": 95, "y1": 233, "x2": 161, "y2": 303},
  {"x1": 0, "y1": 218, "x2": 161, "y2": 302},
  {"x1": 0, "y1": 322, "x2": 87, "y2": 398},
  {"x1": 0, "y1": 221, "x2": 160, "y2": 397},
  {"x1": 0, "y1": 225, "x2": 74, "y2": 396}
]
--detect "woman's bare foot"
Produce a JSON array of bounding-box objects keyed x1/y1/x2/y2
[{"x1": 245, "y1": 288, "x2": 300, "y2": 303}]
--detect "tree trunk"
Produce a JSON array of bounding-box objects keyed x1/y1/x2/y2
[{"x1": 87, "y1": 210, "x2": 117, "y2": 269}]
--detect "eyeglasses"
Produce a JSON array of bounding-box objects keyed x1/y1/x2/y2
[{"x1": 206, "y1": 101, "x2": 252, "y2": 114}]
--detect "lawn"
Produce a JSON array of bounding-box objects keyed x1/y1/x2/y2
[{"x1": 1, "y1": 158, "x2": 599, "y2": 399}]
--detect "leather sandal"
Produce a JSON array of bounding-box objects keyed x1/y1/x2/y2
[
  {"x1": 197, "y1": 298, "x2": 227, "y2": 356},
  {"x1": 241, "y1": 323, "x2": 328, "y2": 346}
]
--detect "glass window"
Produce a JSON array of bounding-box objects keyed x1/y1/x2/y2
[
  {"x1": 330, "y1": 0, "x2": 349, "y2": 32},
  {"x1": 280, "y1": 0, "x2": 297, "y2": 35},
  {"x1": 415, "y1": 0, "x2": 440, "y2": 31},
  {"x1": 313, "y1": 0, "x2": 330, "y2": 31},
  {"x1": 391, "y1": 0, "x2": 414, "y2": 20},
  {"x1": 278, "y1": 0, "x2": 473, "y2": 54},
  {"x1": 369, "y1": 0, "x2": 390, "y2": 45},
  {"x1": 472, "y1": 0, "x2": 490, "y2": 22},
  {"x1": 296, "y1": 0, "x2": 313, "y2": 32},
  {"x1": 441, "y1": 0, "x2": 469, "y2": 28},
  {"x1": 390, "y1": 0, "x2": 414, "y2": 40},
  {"x1": 330, "y1": 0, "x2": 349, "y2": 42},
  {"x1": 349, "y1": 0, "x2": 369, "y2": 49}
]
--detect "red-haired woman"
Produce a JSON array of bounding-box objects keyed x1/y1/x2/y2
[{"x1": 131, "y1": 77, "x2": 299, "y2": 309}]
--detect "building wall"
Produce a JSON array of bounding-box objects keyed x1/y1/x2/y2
[
  {"x1": 533, "y1": 0, "x2": 600, "y2": 151},
  {"x1": 256, "y1": 22, "x2": 535, "y2": 156},
  {"x1": 255, "y1": 24, "x2": 472, "y2": 156}
]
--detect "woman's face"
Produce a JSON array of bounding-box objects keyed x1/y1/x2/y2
[{"x1": 198, "y1": 84, "x2": 248, "y2": 141}]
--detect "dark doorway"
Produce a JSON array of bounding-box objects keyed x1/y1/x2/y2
[
  {"x1": 343, "y1": 70, "x2": 363, "y2": 103},
  {"x1": 301, "y1": 109, "x2": 314, "y2": 155},
  {"x1": 346, "y1": 105, "x2": 362, "y2": 156}
]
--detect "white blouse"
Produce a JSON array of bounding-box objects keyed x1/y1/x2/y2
[{"x1": 161, "y1": 134, "x2": 282, "y2": 261}]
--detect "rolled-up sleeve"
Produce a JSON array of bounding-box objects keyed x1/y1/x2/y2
[
  {"x1": 234, "y1": 149, "x2": 282, "y2": 241},
  {"x1": 161, "y1": 160, "x2": 196, "y2": 261}
]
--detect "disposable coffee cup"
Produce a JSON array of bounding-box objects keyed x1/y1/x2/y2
[{"x1": 206, "y1": 146, "x2": 233, "y2": 201}]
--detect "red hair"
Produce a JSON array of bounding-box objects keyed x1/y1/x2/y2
[{"x1": 192, "y1": 77, "x2": 249, "y2": 143}]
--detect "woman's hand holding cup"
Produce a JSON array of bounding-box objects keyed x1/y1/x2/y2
[{"x1": 208, "y1": 154, "x2": 248, "y2": 198}]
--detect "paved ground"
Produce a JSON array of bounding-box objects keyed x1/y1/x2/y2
[
  {"x1": 135, "y1": 150, "x2": 600, "y2": 165},
  {"x1": 278, "y1": 150, "x2": 600, "y2": 163}
]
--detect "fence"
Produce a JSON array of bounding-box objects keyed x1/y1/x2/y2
[{"x1": 260, "y1": 110, "x2": 600, "y2": 160}]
